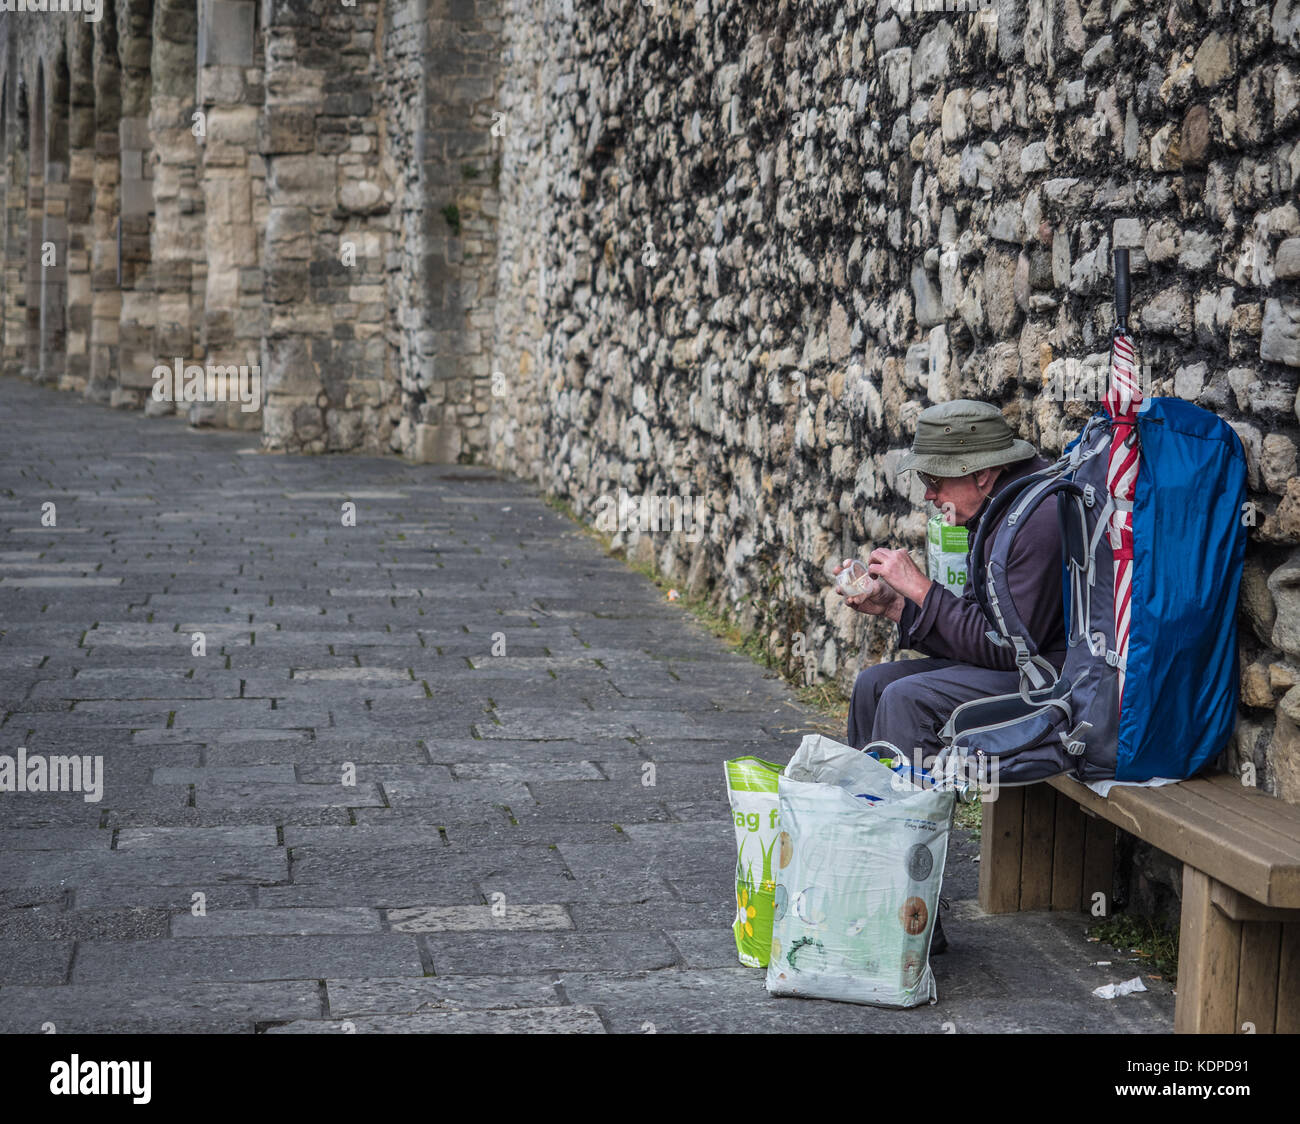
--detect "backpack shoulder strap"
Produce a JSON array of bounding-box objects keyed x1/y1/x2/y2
[
  {"x1": 970, "y1": 419, "x2": 1112, "y2": 689},
  {"x1": 982, "y1": 476, "x2": 1084, "y2": 686}
]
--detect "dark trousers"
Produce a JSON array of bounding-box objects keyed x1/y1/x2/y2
[{"x1": 846, "y1": 657, "x2": 1021, "y2": 767}]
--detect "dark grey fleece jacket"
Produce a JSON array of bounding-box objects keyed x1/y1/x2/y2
[{"x1": 897, "y1": 454, "x2": 1068, "y2": 671}]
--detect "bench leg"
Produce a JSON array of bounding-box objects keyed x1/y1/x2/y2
[
  {"x1": 1050, "y1": 791, "x2": 1086, "y2": 910},
  {"x1": 1176, "y1": 866, "x2": 1242, "y2": 1034},
  {"x1": 1235, "y1": 921, "x2": 1281, "y2": 1034},
  {"x1": 1278, "y1": 922, "x2": 1300, "y2": 1034},
  {"x1": 1019, "y1": 782, "x2": 1056, "y2": 910}
]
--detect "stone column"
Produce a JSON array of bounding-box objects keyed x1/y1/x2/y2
[
  {"x1": 114, "y1": 114, "x2": 154, "y2": 407},
  {"x1": 24, "y1": 73, "x2": 45, "y2": 382},
  {"x1": 260, "y1": 0, "x2": 394, "y2": 453},
  {"x1": 1, "y1": 79, "x2": 26, "y2": 378},
  {"x1": 148, "y1": 0, "x2": 205, "y2": 418},
  {"x1": 39, "y1": 57, "x2": 70, "y2": 388},
  {"x1": 87, "y1": 11, "x2": 123, "y2": 405},
  {"x1": 404, "y1": 0, "x2": 502, "y2": 463},
  {"x1": 64, "y1": 25, "x2": 97, "y2": 394},
  {"x1": 0, "y1": 102, "x2": 7, "y2": 367},
  {"x1": 113, "y1": 0, "x2": 157, "y2": 409},
  {"x1": 197, "y1": 0, "x2": 264, "y2": 430}
]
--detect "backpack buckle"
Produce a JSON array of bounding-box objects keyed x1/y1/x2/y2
[
  {"x1": 1061, "y1": 720, "x2": 1093, "y2": 756},
  {"x1": 1082, "y1": 484, "x2": 1095, "y2": 508}
]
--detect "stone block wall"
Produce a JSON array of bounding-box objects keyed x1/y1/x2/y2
[{"x1": 486, "y1": 0, "x2": 1300, "y2": 805}]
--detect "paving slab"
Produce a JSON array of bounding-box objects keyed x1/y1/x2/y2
[
  {"x1": 264, "y1": 1007, "x2": 605, "y2": 1033},
  {"x1": 72, "y1": 935, "x2": 424, "y2": 983},
  {"x1": 0, "y1": 980, "x2": 322, "y2": 1033},
  {"x1": 387, "y1": 904, "x2": 574, "y2": 932},
  {"x1": 325, "y1": 975, "x2": 563, "y2": 1015},
  {"x1": 422, "y1": 931, "x2": 681, "y2": 975},
  {"x1": 170, "y1": 907, "x2": 383, "y2": 937},
  {"x1": 0, "y1": 848, "x2": 290, "y2": 889},
  {"x1": 0, "y1": 938, "x2": 74, "y2": 984}
]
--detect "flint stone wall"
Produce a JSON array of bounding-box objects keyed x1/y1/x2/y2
[{"x1": 488, "y1": 0, "x2": 1300, "y2": 815}]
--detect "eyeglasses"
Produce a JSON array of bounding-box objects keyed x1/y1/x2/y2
[{"x1": 918, "y1": 471, "x2": 944, "y2": 491}]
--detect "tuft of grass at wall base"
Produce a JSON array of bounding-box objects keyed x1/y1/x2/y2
[
  {"x1": 541, "y1": 493, "x2": 851, "y2": 742},
  {"x1": 1088, "y1": 912, "x2": 1180, "y2": 986}
]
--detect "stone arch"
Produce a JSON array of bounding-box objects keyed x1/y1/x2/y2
[
  {"x1": 3, "y1": 71, "x2": 29, "y2": 377},
  {"x1": 64, "y1": 21, "x2": 96, "y2": 394},
  {"x1": 24, "y1": 60, "x2": 45, "y2": 380},
  {"x1": 87, "y1": 0, "x2": 123, "y2": 404},
  {"x1": 39, "y1": 44, "x2": 71, "y2": 387}
]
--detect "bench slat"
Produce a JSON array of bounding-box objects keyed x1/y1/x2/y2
[
  {"x1": 1158, "y1": 784, "x2": 1300, "y2": 862},
  {"x1": 1195, "y1": 775, "x2": 1300, "y2": 845},
  {"x1": 1047, "y1": 775, "x2": 1300, "y2": 908},
  {"x1": 1153, "y1": 786, "x2": 1300, "y2": 904},
  {"x1": 979, "y1": 787, "x2": 1025, "y2": 914},
  {"x1": 1081, "y1": 813, "x2": 1116, "y2": 915},
  {"x1": 1050, "y1": 794, "x2": 1086, "y2": 911}
]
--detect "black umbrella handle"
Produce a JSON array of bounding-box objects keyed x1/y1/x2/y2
[{"x1": 1114, "y1": 248, "x2": 1131, "y2": 334}]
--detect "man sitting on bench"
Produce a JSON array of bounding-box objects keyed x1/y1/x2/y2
[{"x1": 839, "y1": 399, "x2": 1066, "y2": 762}]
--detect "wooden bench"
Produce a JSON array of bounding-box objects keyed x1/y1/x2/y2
[{"x1": 980, "y1": 771, "x2": 1300, "y2": 1033}]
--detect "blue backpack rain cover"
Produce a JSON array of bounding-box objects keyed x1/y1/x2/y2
[
  {"x1": 1094, "y1": 398, "x2": 1246, "y2": 781},
  {"x1": 936, "y1": 398, "x2": 1246, "y2": 786}
]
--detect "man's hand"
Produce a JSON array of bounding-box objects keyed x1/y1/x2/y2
[
  {"x1": 834, "y1": 559, "x2": 905, "y2": 622},
  {"x1": 866, "y1": 547, "x2": 933, "y2": 608}
]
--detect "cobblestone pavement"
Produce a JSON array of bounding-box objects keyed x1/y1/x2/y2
[{"x1": 0, "y1": 379, "x2": 1175, "y2": 1032}]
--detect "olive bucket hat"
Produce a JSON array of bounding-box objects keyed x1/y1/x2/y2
[{"x1": 897, "y1": 399, "x2": 1037, "y2": 479}]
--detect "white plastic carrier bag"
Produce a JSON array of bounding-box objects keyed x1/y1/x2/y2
[{"x1": 765, "y1": 734, "x2": 954, "y2": 1008}]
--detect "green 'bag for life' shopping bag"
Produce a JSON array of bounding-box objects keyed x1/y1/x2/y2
[{"x1": 724, "y1": 756, "x2": 785, "y2": 968}]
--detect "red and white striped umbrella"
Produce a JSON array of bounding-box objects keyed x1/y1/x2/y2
[{"x1": 1103, "y1": 329, "x2": 1141, "y2": 704}]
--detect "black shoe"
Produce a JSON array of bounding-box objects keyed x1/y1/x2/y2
[{"x1": 931, "y1": 904, "x2": 949, "y2": 955}]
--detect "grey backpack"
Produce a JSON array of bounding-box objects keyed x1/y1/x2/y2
[
  {"x1": 931, "y1": 416, "x2": 1118, "y2": 787},
  {"x1": 931, "y1": 399, "x2": 1247, "y2": 789}
]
